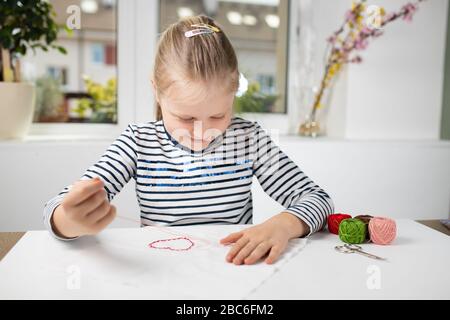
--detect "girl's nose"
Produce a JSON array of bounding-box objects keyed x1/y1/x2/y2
[{"x1": 190, "y1": 120, "x2": 222, "y2": 141}]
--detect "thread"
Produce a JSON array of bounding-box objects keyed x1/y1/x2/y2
[
  {"x1": 338, "y1": 218, "x2": 367, "y2": 244},
  {"x1": 368, "y1": 217, "x2": 397, "y2": 245},
  {"x1": 148, "y1": 237, "x2": 194, "y2": 251},
  {"x1": 328, "y1": 213, "x2": 352, "y2": 234},
  {"x1": 117, "y1": 214, "x2": 211, "y2": 247}
]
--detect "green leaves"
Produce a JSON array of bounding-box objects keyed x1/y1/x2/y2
[
  {"x1": 56, "y1": 46, "x2": 67, "y2": 55},
  {"x1": 0, "y1": 0, "x2": 67, "y2": 57},
  {"x1": 234, "y1": 82, "x2": 279, "y2": 114},
  {"x1": 73, "y1": 77, "x2": 118, "y2": 123}
]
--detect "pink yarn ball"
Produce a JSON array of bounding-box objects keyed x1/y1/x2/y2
[{"x1": 369, "y1": 217, "x2": 397, "y2": 245}]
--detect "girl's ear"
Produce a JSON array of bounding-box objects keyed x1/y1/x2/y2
[
  {"x1": 151, "y1": 79, "x2": 160, "y2": 102},
  {"x1": 150, "y1": 79, "x2": 156, "y2": 94}
]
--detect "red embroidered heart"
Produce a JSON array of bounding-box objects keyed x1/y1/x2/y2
[{"x1": 148, "y1": 237, "x2": 194, "y2": 251}]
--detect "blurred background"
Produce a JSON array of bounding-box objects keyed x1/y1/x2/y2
[{"x1": 0, "y1": 0, "x2": 449, "y2": 231}]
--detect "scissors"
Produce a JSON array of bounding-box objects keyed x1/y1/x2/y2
[{"x1": 335, "y1": 244, "x2": 386, "y2": 261}]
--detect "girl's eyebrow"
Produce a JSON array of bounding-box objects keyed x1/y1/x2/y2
[
  {"x1": 169, "y1": 111, "x2": 193, "y2": 119},
  {"x1": 170, "y1": 111, "x2": 226, "y2": 118}
]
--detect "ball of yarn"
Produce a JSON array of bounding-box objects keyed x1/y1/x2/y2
[
  {"x1": 338, "y1": 218, "x2": 367, "y2": 244},
  {"x1": 354, "y1": 215, "x2": 373, "y2": 240},
  {"x1": 328, "y1": 213, "x2": 352, "y2": 234},
  {"x1": 369, "y1": 217, "x2": 396, "y2": 245},
  {"x1": 354, "y1": 215, "x2": 373, "y2": 225}
]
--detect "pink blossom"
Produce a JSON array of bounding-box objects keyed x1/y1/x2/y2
[
  {"x1": 402, "y1": 3, "x2": 418, "y2": 22},
  {"x1": 351, "y1": 56, "x2": 363, "y2": 64},
  {"x1": 360, "y1": 27, "x2": 372, "y2": 36},
  {"x1": 354, "y1": 38, "x2": 368, "y2": 50},
  {"x1": 345, "y1": 10, "x2": 356, "y2": 23},
  {"x1": 308, "y1": 0, "x2": 426, "y2": 121},
  {"x1": 327, "y1": 35, "x2": 337, "y2": 44}
]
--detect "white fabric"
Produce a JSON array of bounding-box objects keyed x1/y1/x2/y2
[{"x1": 0, "y1": 225, "x2": 306, "y2": 299}]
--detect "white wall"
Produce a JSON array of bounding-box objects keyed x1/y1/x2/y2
[
  {"x1": 254, "y1": 137, "x2": 450, "y2": 223},
  {"x1": 1, "y1": 137, "x2": 449, "y2": 232},
  {"x1": 291, "y1": 0, "x2": 448, "y2": 139},
  {"x1": 345, "y1": 0, "x2": 448, "y2": 140},
  {"x1": 0, "y1": 140, "x2": 140, "y2": 232}
]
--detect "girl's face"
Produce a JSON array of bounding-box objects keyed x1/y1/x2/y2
[{"x1": 156, "y1": 80, "x2": 235, "y2": 151}]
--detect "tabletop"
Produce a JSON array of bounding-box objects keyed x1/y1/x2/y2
[{"x1": 0, "y1": 219, "x2": 449, "y2": 299}]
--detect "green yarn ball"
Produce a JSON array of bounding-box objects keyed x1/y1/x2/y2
[{"x1": 338, "y1": 218, "x2": 367, "y2": 244}]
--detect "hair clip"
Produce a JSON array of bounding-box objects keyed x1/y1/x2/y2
[{"x1": 184, "y1": 23, "x2": 221, "y2": 38}]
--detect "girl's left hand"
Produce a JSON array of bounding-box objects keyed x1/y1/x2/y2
[{"x1": 220, "y1": 212, "x2": 309, "y2": 265}]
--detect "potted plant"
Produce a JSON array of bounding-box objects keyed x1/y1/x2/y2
[
  {"x1": 73, "y1": 76, "x2": 118, "y2": 123},
  {"x1": 0, "y1": 0, "x2": 67, "y2": 139},
  {"x1": 234, "y1": 82, "x2": 279, "y2": 114}
]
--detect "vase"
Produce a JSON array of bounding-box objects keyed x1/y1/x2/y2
[
  {"x1": 298, "y1": 113, "x2": 322, "y2": 138},
  {"x1": 298, "y1": 83, "x2": 334, "y2": 138},
  {"x1": 0, "y1": 82, "x2": 36, "y2": 140}
]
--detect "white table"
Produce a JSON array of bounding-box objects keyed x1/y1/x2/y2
[{"x1": 0, "y1": 220, "x2": 448, "y2": 299}]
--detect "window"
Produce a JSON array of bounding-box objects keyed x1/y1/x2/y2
[
  {"x1": 23, "y1": 0, "x2": 118, "y2": 124},
  {"x1": 159, "y1": 0, "x2": 290, "y2": 114}
]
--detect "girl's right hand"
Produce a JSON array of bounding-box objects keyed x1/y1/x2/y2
[{"x1": 51, "y1": 177, "x2": 117, "y2": 238}]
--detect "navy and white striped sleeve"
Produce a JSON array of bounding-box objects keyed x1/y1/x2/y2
[
  {"x1": 251, "y1": 123, "x2": 334, "y2": 236},
  {"x1": 43, "y1": 124, "x2": 138, "y2": 239}
]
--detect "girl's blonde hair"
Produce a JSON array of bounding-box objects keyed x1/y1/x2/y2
[{"x1": 153, "y1": 15, "x2": 239, "y2": 121}]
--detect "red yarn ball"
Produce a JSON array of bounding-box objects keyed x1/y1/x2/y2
[{"x1": 328, "y1": 213, "x2": 352, "y2": 234}]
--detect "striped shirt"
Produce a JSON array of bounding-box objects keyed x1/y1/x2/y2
[{"x1": 44, "y1": 117, "x2": 334, "y2": 239}]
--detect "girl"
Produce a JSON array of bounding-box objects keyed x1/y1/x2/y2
[{"x1": 44, "y1": 16, "x2": 334, "y2": 265}]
